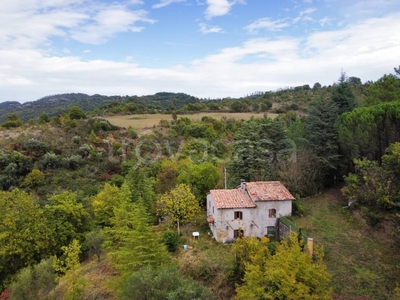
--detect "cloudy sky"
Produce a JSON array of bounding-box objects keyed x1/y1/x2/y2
[{"x1": 1, "y1": 0, "x2": 399, "y2": 103}]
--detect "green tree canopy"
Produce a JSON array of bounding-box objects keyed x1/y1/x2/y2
[
  {"x1": 92, "y1": 182, "x2": 122, "y2": 227},
  {"x1": 44, "y1": 191, "x2": 90, "y2": 254},
  {"x1": 363, "y1": 74, "x2": 400, "y2": 106},
  {"x1": 235, "y1": 234, "x2": 332, "y2": 300},
  {"x1": 0, "y1": 189, "x2": 51, "y2": 289},
  {"x1": 69, "y1": 106, "x2": 86, "y2": 120},
  {"x1": 178, "y1": 162, "x2": 220, "y2": 206}
]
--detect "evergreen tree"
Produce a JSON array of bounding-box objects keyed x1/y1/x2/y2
[
  {"x1": 229, "y1": 118, "x2": 292, "y2": 185},
  {"x1": 331, "y1": 72, "x2": 357, "y2": 115},
  {"x1": 125, "y1": 168, "x2": 156, "y2": 217},
  {"x1": 104, "y1": 182, "x2": 169, "y2": 276},
  {"x1": 306, "y1": 97, "x2": 340, "y2": 185},
  {"x1": 395, "y1": 65, "x2": 400, "y2": 77}
]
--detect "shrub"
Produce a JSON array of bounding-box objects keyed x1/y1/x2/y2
[
  {"x1": 118, "y1": 265, "x2": 214, "y2": 300},
  {"x1": 292, "y1": 195, "x2": 305, "y2": 216},
  {"x1": 63, "y1": 155, "x2": 85, "y2": 170},
  {"x1": 163, "y1": 231, "x2": 179, "y2": 252},
  {"x1": 78, "y1": 144, "x2": 91, "y2": 158},
  {"x1": 40, "y1": 152, "x2": 61, "y2": 169},
  {"x1": 9, "y1": 258, "x2": 57, "y2": 300},
  {"x1": 361, "y1": 207, "x2": 382, "y2": 227}
]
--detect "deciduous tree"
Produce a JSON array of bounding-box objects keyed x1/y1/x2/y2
[
  {"x1": 0, "y1": 189, "x2": 51, "y2": 289},
  {"x1": 92, "y1": 183, "x2": 122, "y2": 227},
  {"x1": 156, "y1": 184, "x2": 200, "y2": 235},
  {"x1": 44, "y1": 191, "x2": 90, "y2": 254}
]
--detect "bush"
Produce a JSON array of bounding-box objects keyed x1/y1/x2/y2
[
  {"x1": 118, "y1": 265, "x2": 214, "y2": 300},
  {"x1": 63, "y1": 155, "x2": 85, "y2": 170},
  {"x1": 292, "y1": 196, "x2": 305, "y2": 216},
  {"x1": 361, "y1": 207, "x2": 382, "y2": 227},
  {"x1": 78, "y1": 144, "x2": 91, "y2": 158},
  {"x1": 163, "y1": 231, "x2": 179, "y2": 252},
  {"x1": 9, "y1": 258, "x2": 57, "y2": 300},
  {"x1": 40, "y1": 152, "x2": 61, "y2": 169}
]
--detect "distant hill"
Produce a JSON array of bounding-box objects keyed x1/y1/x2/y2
[
  {"x1": 0, "y1": 92, "x2": 202, "y2": 123},
  {"x1": 0, "y1": 93, "x2": 113, "y2": 122}
]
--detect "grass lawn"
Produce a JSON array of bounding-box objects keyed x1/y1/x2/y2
[
  {"x1": 104, "y1": 112, "x2": 277, "y2": 133},
  {"x1": 294, "y1": 189, "x2": 400, "y2": 299}
]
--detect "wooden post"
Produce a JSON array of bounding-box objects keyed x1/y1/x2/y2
[{"x1": 307, "y1": 237, "x2": 314, "y2": 256}]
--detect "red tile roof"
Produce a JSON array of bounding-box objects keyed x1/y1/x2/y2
[
  {"x1": 210, "y1": 189, "x2": 256, "y2": 209},
  {"x1": 245, "y1": 181, "x2": 295, "y2": 201}
]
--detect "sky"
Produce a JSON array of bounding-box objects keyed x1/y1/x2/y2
[{"x1": 1, "y1": 0, "x2": 400, "y2": 103}]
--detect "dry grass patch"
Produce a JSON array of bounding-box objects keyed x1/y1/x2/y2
[{"x1": 104, "y1": 112, "x2": 277, "y2": 133}]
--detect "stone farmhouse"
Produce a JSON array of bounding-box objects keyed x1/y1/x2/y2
[{"x1": 206, "y1": 181, "x2": 294, "y2": 242}]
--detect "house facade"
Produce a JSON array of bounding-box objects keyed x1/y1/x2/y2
[{"x1": 206, "y1": 181, "x2": 294, "y2": 242}]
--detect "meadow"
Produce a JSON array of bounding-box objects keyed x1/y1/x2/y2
[{"x1": 104, "y1": 112, "x2": 277, "y2": 133}]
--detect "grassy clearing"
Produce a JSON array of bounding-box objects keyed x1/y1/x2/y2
[
  {"x1": 294, "y1": 189, "x2": 400, "y2": 299},
  {"x1": 172, "y1": 213, "x2": 236, "y2": 299},
  {"x1": 104, "y1": 112, "x2": 276, "y2": 133}
]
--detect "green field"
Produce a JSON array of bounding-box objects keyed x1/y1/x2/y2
[
  {"x1": 294, "y1": 189, "x2": 400, "y2": 299},
  {"x1": 104, "y1": 112, "x2": 276, "y2": 133}
]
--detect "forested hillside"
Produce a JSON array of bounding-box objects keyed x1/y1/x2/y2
[
  {"x1": 0, "y1": 77, "x2": 367, "y2": 123},
  {"x1": 1, "y1": 68, "x2": 400, "y2": 299}
]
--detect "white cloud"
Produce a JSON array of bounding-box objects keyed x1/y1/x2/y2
[
  {"x1": 319, "y1": 17, "x2": 333, "y2": 26},
  {"x1": 198, "y1": 23, "x2": 224, "y2": 34},
  {"x1": 70, "y1": 9, "x2": 155, "y2": 44},
  {"x1": 205, "y1": 0, "x2": 245, "y2": 19},
  {"x1": 292, "y1": 7, "x2": 317, "y2": 23},
  {"x1": 245, "y1": 18, "x2": 290, "y2": 33},
  {"x1": 0, "y1": 7, "x2": 400, "y2": 102},
  {"x1": 347, "y1": 0, "x2": 399, "y2": 17},
  {"x1": 152, "y1": 0, "x2": 186, "y2": 9},
  {"x1": 299, "y1": 7, "x2": 317, "y2": 16},
  {"x1": 0, "y1": 1, "x2": 154, "y2": 48}
]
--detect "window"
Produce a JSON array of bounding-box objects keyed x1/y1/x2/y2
[
  {"x1": 269, "y1": 209, "x2": 276, "y2": 218},
  {"x1": 267, "y1": 226, "x2": 275, "y2": 235},
  {"x1": 234, "y1": 211, "x2": 243, "y2": 220},
  {"x1": 212, "y1": 206, "x2": 214, "y2": 214},
  {"x1": 234, "y1": 229, "x2": 244, "y2": 238}
]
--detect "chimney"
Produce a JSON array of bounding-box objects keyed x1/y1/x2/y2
[
  {"x1": 240, "y1": 179, "x2": 246, "y2": 190},
  {"x1": 307, "y1": 237, "x2": 314, "y2": 257}
]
